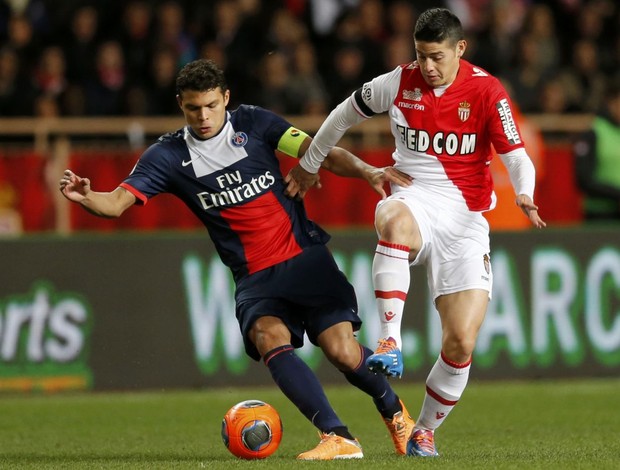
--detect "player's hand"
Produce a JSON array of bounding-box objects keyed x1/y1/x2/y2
[
  {"x1": 59, "y1": 169, "x2": 91, "y2": 203},
  {"x1": 516, "y1": 194, "x2": 546, "y2": 228},
  {"x1": 284, "y1": 164, "x2": 321, "y2": 199},
  {"x1": 365, "y1": 166, "x2": 413, "y2": 199}
]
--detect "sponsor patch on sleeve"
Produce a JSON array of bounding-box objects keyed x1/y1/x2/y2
[{"x1": 496, "y1": 98, "x2": 521, "y2": 145}]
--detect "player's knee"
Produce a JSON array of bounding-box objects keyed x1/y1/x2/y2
[
  {"x1": 442, "y1": 333, "x2": 476, "y2": 363},
  {"x1": 376, "y1": 207, "x2": 417, "y2": 245},
  {"x1": 250, "y1": 317, "x2": 291, "y2": 356},
  {"x1": 322, "y1": 341, "x2": 360, "y2": 371}
]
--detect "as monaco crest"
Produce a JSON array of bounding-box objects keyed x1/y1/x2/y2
[{"x1": 458, "y1": 101, "x2": 471, "y2": 122}]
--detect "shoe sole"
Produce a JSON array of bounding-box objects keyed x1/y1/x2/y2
[{"x1": 367, "y1": 361, "x2": 403, "y2": 378}]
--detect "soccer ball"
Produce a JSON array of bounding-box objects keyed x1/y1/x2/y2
[{"x1": 221, "y1": 399, "x2": 283, "y2": 459}]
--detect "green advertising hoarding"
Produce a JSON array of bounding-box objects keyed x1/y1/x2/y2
[{"x1": 0, "y1": 227, "x2": 618, "y2": 392}]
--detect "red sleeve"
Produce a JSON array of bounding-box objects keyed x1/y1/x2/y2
[{"x1": 485, "y1": 80, "x2": 525, "y2": 155}]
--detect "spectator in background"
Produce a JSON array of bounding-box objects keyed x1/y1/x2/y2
[
  {"x1": 62, "y1": 4, "x2": 99, "y2": 87},
  {"x1": 33, "y1": 45, "x2": 67, "y2": 100},
  {"x1": 265, "y1": 7, "x2": 307, "y2": 60},
  {"x1": 288, "y1": 40, "x2": 329, "y2": 115},
  {"x1": 253, "y1": 51, "x2": 296, "y2": 115},
  {"x1": 145, "y1": 47, "x2": 180, "y2": 115},
  {"x1": 199, "y1": 40, "x2": 226, "y2": 70},
  {"x1": 385, "y1": 0, "x2": 417, "y2": 38},
  {"x1": 327, "y1": 8, "x2": 383, "y2": 81},
  {"x1": 84, "y1": 40, "x2": 127, "y2": 115},
  {"x1": 383, "y1": 1, "x2": 416, "y2": 72},
  {"x1": 329, "y1": 45, "x2": 366, "y2": 109},
  {"x1": 467, "y1": 1, "x2": 521, "y2": 76},
  {"x1": 152, "y1": 1, "x2": 197, "y2": 69},
  {"x1": 503, "y1": 33, "x2": 553, "y2": 113},
  {"x1": 5, "y1": 13, "x2": 39, "y2": 79},
  {"x1": 0, "y1": 46, "x2": 36, "y2": 116},
  {"x1": 358, "y1": 0, "x2": 387, "y2": 44},
  {"x1": 208, "y1": 0, "x2": 263, "y2": 106},
  {"x1": 61, "y1": 83, "x2": 87, "y2": 116},
  {"x1": 33, "y1": 92, "x2": 60, "y2": 117},
  {"x1": 574, "y1": 83, "x2": 620, "y2": 221},
  {"x1": 383, "y1": 34, "x2": 414, "y2": 71},
  {"x1": 538, "y1": 75, "x2": 577, "y2": 114},
  {"x1": 520, "y1": 4, "x2": 560, "y2": 73},
  {"x1": 558, "y1": 38, "x2": 608, "y2": 113},
  {"x1": 117, "y1": 0, "x2": 154, "y2": 88}
]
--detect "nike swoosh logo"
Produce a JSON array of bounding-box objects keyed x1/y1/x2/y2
[{"x1": 181, "y1": 159, "x2": 194, "y2": 167}]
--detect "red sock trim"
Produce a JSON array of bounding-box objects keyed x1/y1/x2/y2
[
  {"x1": 440, "y1": 351, "x2": 472, "y2": 369},
  {"x1": 263, "y1": 345, "x2": 294, "y2": 365},
  {"x1": 375, "y1": 289, "x2": 407, "y2": 301},
  {"x1": 426, "y1": 385, "x2": 458, "y2": 406},
  {"x1": 378, "y1": 240, "x2": 410, "y2": 253},
  {"x1": 352, "y1": 344, "x2": 365, "y2": 370}
]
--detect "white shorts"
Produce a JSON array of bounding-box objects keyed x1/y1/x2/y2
[{"x1": 376, "y1": 184, "x2": 493, "y2": 302}]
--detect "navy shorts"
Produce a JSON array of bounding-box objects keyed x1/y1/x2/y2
[{"x1": 235, "y1": 244, "x2": 361, "y2": 361}]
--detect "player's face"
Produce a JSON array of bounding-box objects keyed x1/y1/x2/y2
[
  {"x1": 177, "y1": 88, "x2": 230, "y2": 139},
  {"x1": 414, "y1": 39, "x2": 466, "y2": 88}
]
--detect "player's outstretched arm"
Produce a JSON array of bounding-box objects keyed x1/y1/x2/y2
[
  {"x1": 59, "y1": 169, "x2": 136, "y2": 218},
  {"x1": 285, "y1": 145, "x2": 412, "y2": 199},
  {"x1": 515, "y1": 194, "x2": 546, "y2": 228},
  {"x1": 321, "y1": 147, "x2": 412, "y2": 199}
]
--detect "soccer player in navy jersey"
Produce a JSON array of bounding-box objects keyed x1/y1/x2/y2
[
  {"x1": 59, "y1": 59, "x2": 416, "y2": 460},
  {"x1": 287, "y1": 8, "x2": 546, "y2": 457}
]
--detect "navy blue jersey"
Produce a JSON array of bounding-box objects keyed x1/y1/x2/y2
[{"x1": 121, "y1": 105, "x2": 330, "y2": 280}]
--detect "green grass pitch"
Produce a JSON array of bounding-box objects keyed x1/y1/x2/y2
[{"x1": 1, "y1": 378, "x2": 619, "y2": 469}]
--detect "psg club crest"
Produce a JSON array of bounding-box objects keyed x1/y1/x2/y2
[
  {"x1": 458, "y1": 101, "x2": 471, "y2": 122},
  {"x1": 231, "y1": 131, "x2": 248, "y2": 147}
]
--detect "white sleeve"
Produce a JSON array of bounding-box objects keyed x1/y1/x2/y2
[
  {"x1": 498, "y1": 148, "x2": 536, "y2": 200},
  {"x1": 300, "y1": 67, "x2": 402, "y2": 173},
  {"x1": 299, "y1": 95, "x2": 365, "y2": 173}
]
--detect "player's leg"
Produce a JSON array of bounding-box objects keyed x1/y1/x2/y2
[
  {"x1": 367, "y1": 199, "x2": 422, "y2": 377},
  {"x1": 409, "y1": 288, "x2": 488, "y2": 457},
  {"x1": 249, "y1": 316, "x2": 350, "y2": 437},
  {"x1": 318, "y1": 321, "x2": 415, "y2": 455}
]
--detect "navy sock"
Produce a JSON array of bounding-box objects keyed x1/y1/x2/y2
[
  {"x1": 343, "y1": 345, "x2": 401, "y2": 419},
  {"x1": 264, "y1": 345, "x2": 346, "y2": 434}
]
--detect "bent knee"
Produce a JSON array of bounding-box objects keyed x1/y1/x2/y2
[
  {"x1": 442, "y1": 334, "x2": 476, "y2": 363},
  {"x1": 376, "y1": 202, "x2": 419, "y2": 248},
  {"x1": 322, "y1": 342, "x2": 362, "y2": 371},
  {"x1": 249, "y1": 316, "x2": 291, "y2": 357}
]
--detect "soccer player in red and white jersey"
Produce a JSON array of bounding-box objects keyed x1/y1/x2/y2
[{"x1": 286, "y1": 8, "x2": 545, "y2": 457}]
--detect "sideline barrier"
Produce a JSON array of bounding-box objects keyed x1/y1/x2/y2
[
  {"x1": 1, "y1": 144, "x2": 585, "y2": 233},
  {"x1": 0, "y1": 114, "x2": 592, "y2": 234},
  {"x1": 0, "y1": 228, "x2": 618, "y2": 392}
]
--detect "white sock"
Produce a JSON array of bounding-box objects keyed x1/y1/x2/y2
[
  {"x1": 416, "y1": 352, "x2": 471, "y2": 431},
  {"x1": 372, "y1": 240, "x2": 410, "y2": 348}
]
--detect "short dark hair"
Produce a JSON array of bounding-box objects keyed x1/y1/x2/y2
[
  {"x1": 176, "y1": 59, "x2": 228, "y2": 96},
  {"x1": 414, "y1": 8, "x2": 464, "y2": 45}
]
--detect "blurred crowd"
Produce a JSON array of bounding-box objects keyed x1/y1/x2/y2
[{"x1": 0, "y1": 0, "x2": 618, "y2": 118}]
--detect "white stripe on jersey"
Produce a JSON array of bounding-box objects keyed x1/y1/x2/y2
[{"x1": 183, "y1": 116, "x2": 248, "y2": 178}]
